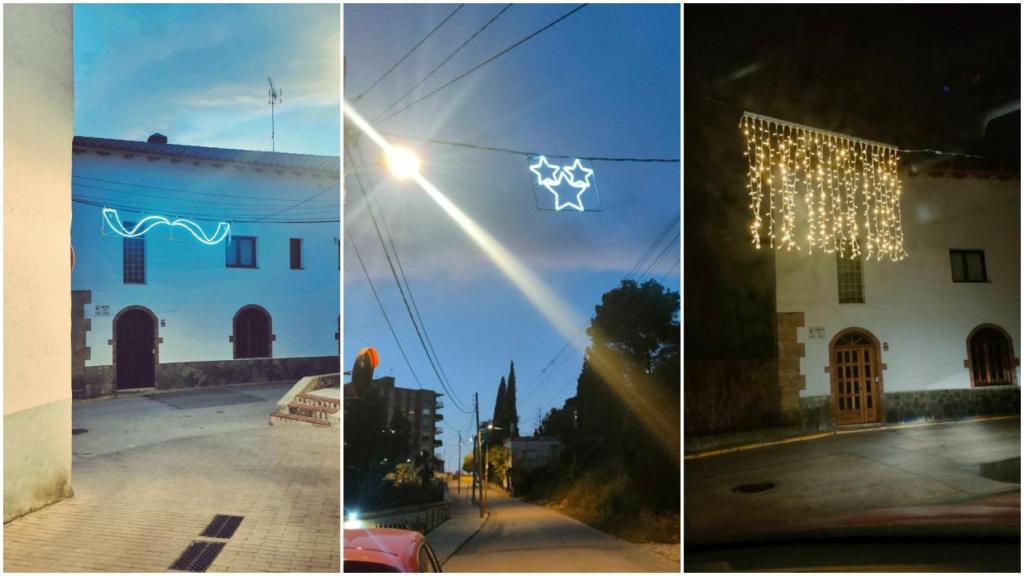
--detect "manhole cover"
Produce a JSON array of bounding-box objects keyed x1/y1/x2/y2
[
  {"x1": 72, "y1": 428, "x2": 88, "y2": 435},
  {"x1": 732, "y1": 481, "x2": 775, "y2": 493}
]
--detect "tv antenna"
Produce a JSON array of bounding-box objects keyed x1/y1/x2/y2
[{"x1": 267, "y1": 76, "x2": 283, "y2": 151}]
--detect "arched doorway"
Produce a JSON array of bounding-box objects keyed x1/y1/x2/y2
[
  {"x1": 114, "y1": 306, "x2": 157, "y2": 390},
  {"x1": 233, "y1": 305, "x2": 272, "y2": 359},
  {"x1": 967, "y1": 324, "x2": 1016, "y2": 387},
  {"x1": 829, "y1": 328, "x2": 884, "y2": 426}
]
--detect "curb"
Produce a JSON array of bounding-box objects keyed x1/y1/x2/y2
[{"x1": 438, "y1": 511, "x2": 490, "y2": 568}]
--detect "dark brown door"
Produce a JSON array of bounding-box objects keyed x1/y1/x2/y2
[
  {"x1": 234, "y1": 307, "x2": 270, "y2": 359},
  {"x1": 969, "y1": 327, "x2": 1014, "y2": 386},
  {"x1": 832, "y1": 332, "x2": 880, "y2": 425},
  {"x1": 116, "y1": 309, "x2": 155, "y2": 389}
]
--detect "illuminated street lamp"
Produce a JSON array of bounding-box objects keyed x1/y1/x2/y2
[{"x1": 386, "y1": 146, "x2": 421, "y2": 179}]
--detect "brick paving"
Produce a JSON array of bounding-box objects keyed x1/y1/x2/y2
[{"x1": 4, "y1": 387, "x2": 339, "y2": 573}]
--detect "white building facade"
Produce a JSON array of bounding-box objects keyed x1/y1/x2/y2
[
  {"x1": 71, "y1": 135, "x2": 340, "y2": 397},
  {"x1": 775, "y1": 168, "x2": 1020, "y2": 429}
]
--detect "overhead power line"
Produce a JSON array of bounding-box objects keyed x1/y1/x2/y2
[
  {"x1": 345, "y1": 226, "x2": 425, "y2": 391},
  {"x1": 72, "y1": 197, "x2": 339, "y2": 224},
  {"x1": 373, "y1": 4, "x2": 515, "y2": 122},
  {"x1": 73, "y1": 175, "x2": 341, "y2": 202},
  {"x1": 345, "y1": 143, "x2": 472, "y2": 414},
  {"x1": 351, "y1": 4, "x2": 465, "y2": 103},
  {"x1": 381, "y1": 132, "x2": 680, "y2": 163},
  {"x1": 520, "y1": 216, "x2": 680, "y2": 407},
  {"x1": 376, "y1": 4, "x2": 589, "y2": 124},
  {"x1": 352, "y1": 144, "x2": 459, "y2": 399}
]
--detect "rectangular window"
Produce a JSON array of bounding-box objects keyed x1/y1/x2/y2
[
  {"x1": 836, "y1": 253, "x2": 864, "y2": 303},
  {"x1": 290, "y1": 238, "x2": 303, "y2": 269},
  {"x1": 226, "y1": 236, "x2": 257, "y2": 268},
  {"x1": 123, "y1": 223, "x2": 145, "y2": 284},
  {"x1": 950, "y1": 249, "x2": 987, "y2": 282}
]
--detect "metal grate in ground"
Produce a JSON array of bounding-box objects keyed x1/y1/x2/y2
[
  {"x1": 169, "y1": 541, "x2": 225, "y2": 572},
  {"x1": 200, "y1": 514, "x2": 244, "y2": 539}
]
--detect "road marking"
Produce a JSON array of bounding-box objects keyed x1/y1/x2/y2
[{"x1": 684, "y1": 415, "x2": 1020, "y2": 460}]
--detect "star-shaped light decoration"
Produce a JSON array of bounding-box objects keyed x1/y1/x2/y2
[{"x1": 528, "y1": 155, "x2": 596, "y2": 212}]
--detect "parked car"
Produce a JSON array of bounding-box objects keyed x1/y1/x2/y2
[{"x1": 344, "y1": 528, "x2": 443, "y2": 572}]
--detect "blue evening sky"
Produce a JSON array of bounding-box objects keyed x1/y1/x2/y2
[
  {"x1": 343, "y1": 3, "x2": 680, "y2": 467},
  {"x1": 73, "y1": 4, "x2": 340, "y2": 155}
]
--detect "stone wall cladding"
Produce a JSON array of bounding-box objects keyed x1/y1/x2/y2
[
  {"x1": 798, "y1": 395, "x2": 833, "y2": 432},
  {"x1": 80, "y1": 356, "x2": 340, "y2": 397},
  {"x1": 71, "y1": 290, "x2": 92, "y2": 396},
  {"x1": 884, "y1": 386, "x2": 1020, "y2": 423},
  {"x1": 799, "y1": 386, "x2": 1020, "y2": 431},
  {"x1": 777, "y1": 311, "x2": 806, "y2": 424}
]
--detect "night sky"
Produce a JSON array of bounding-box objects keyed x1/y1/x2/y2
[{"x1": 344, "y1": 3, "x2": 680, "y2": 464}]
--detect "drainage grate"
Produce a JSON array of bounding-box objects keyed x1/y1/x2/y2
[
  {"x1": 200, "y1": 514, "x2": 244, "y2": 539},
  {"x1": 169, "y1": 541, "x2": 225, "y2": 572},
  {"x1": 72, "y1": 428, "x2": 88, "y2": 435},
  {"x1": 732, "y1": 481, "x2": 776, "y2": 494}
]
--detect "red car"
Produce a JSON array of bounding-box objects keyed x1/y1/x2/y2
[{"x1": 344, "y1": 528, "x2": 443, "y2": 573}]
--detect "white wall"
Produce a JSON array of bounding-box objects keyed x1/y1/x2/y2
[
  {"x1": 777, "y1": 175, "x2": 1020, "y2": 397},
  {"x1": 3, "y1": 3, "x2": 75, "y2": 521},
  {"x1": 71, "y1": 151, "x2": 340, "y2": 365}
]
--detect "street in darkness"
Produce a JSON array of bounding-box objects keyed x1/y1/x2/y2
[{"x1": 685, "y1": 417, "x2": 1020, "y2": 543}]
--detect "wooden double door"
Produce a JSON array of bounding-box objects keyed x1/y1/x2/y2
[{"x1": 831, "y1": 330, "x2": 882, "y2": 426}]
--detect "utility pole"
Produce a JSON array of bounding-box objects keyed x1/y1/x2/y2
[
  {"x1": 457, "y1": 430, "x2": 462, "y2": 496},
  {"x1": 475, "y1": 392, "x2": 484, "y2": 518},
  {"x1": 267, "y1": 77, "x2": 282, "y2": 152}
]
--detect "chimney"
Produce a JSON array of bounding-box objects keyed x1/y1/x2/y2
[{"x1": 147, "y1": 133, "x2": 168, "y2": 144}]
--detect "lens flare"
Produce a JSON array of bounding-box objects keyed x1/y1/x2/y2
[{"x1": 344, "y1": 103, "x2": 679, "y2": 461}]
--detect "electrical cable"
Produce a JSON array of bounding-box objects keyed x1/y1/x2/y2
[
  {"x1": 375, "y1": 4, "x2": 589, "y2": 124},
  {"x1": 373, "y1": 4, "x2": 514, "y2": 122},
  {"x1": 353, "y1": 144, "x2": 459, "y2": 397},
  {"x1": 345, "y1": 143, "x2": 472, "y2": 414},
  {"x1": 351, "y1": 4, "x2": 465, "y2": 103},
  {"x1": 345, "y1": 226, "x2": 425, "y2": 391},
  {"x1": 381, "y1": 131, "x2": 680, "y2": 163},
  {"x1": 72, "y1": 175, "x2": 339, "y2": 202},
  {"x1": 72, "y1": 197, "x2": 339, "y2": 223}
]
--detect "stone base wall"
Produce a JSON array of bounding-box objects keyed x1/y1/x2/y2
[
  {"x1": 71, "y1": 290, "x2": 92, "y2": 397},
  {"x1": 799, "y1": 386, "x2": 1020, "y2": 431},
  {"x1": 884, "y1": 387, "x2": 1020, "y2": 424},
  {"x1": 80, "y1": 355, "x2": 340, "y2": 397}
]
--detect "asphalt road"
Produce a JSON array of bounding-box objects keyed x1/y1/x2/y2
[
  {"x1": 685, "y1": 417, "x2": 1021, "y2": 543},
  {"x1": 443, "y1": 488, "x2": 680, "y2": 573}
]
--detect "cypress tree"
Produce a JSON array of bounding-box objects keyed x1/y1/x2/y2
[
  {"x1": 493, "y1": 376, "x2": 507, "y2": 429},
  {"x1": 506, "y1": 361, "x2": 518, "y2": 438}
]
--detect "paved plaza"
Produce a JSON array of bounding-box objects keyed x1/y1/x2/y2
[{"x1": 4, "y1": 383, "x2": 339, "y2": 572}]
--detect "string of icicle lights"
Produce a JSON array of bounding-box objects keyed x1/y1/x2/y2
[{"x1": 741, "y1": 112, "x2": 908, "y2": 262}]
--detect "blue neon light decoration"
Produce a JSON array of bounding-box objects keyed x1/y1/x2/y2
[
  {"x1": 102, "y1": 208, "x2": 231, "y2": 245},
  {"x1": 528, "y1": 155, "x2": 596, "y2": 212}
]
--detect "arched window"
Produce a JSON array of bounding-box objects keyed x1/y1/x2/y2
[
  {"x1": 233, "y1": 305, "x2": 272, "y2": 359},
  {"x1": 967, "y1": 325, "x2": 1015, "y2": 387}
]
